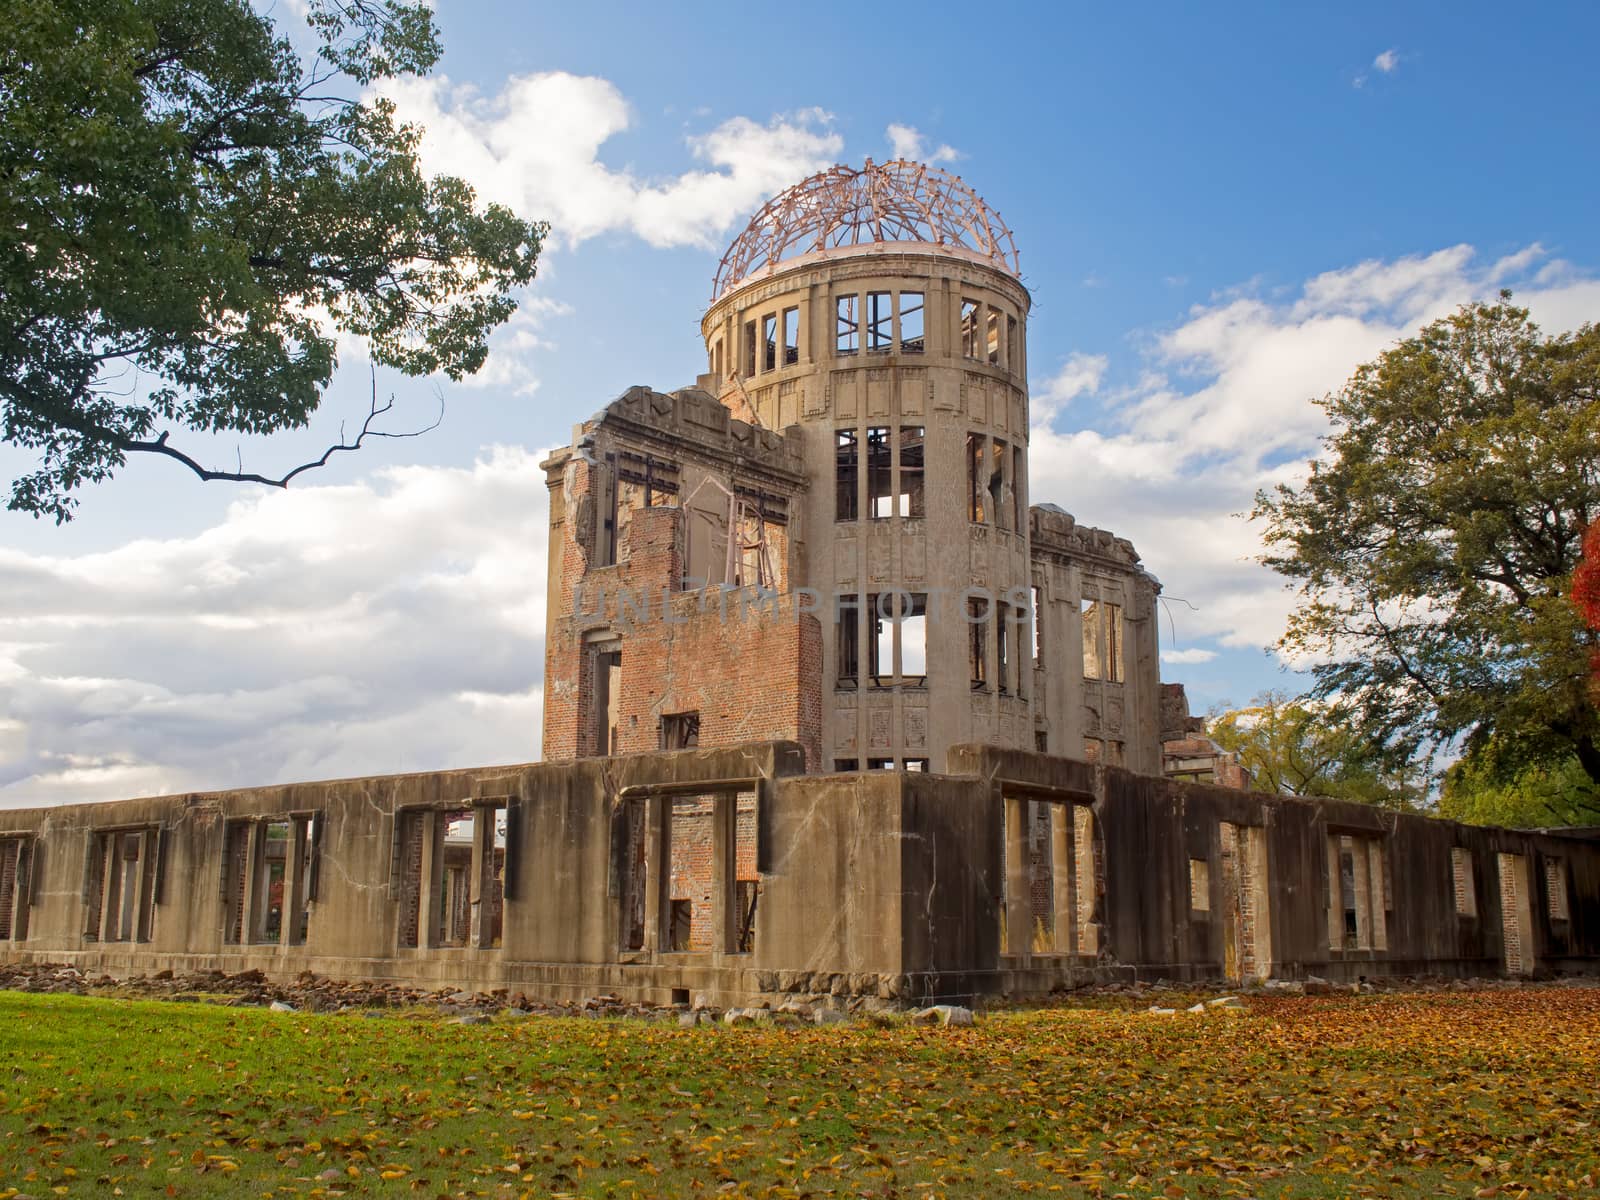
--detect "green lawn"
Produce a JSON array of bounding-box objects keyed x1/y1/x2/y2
[{"x1": 0, "y1": 987, "x2": 1596, "y2": 1198}]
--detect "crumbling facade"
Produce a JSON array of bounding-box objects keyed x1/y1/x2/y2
[
  {"x1": 0, "y1": 161, "x2": 1595, "y2": 1002},
  {"x1": 542, "y1": 160, "x2": 1158, "y2": 776}
]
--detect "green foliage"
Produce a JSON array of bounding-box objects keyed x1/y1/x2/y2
[
  {"x1": 1, "y1": 0, "x2": 547, "y2": 520},
  {"x1": 1207, "y1": 692, "x2": 1425, "y2": 810},
  {"x1": 1255, "y1": 296, "x2": 1600, "y2": 787},
  {"x1": 1440, "y1": 733, "x2": 1600, "y2": 828}
]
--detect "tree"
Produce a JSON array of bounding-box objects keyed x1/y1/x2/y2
[
  {"x1": 1255, "y1": 296, "x2": 1600, "y2": 786},
  {"x1": 2, "y1": 0, "x2": 547, "y2": 521},
  {"x1": 1575, "y1": 520, "x2": 1600, "y2": 693},
  {"x1": 1439, "y1": 734, "x2": 1600, "y2": 829},
  {"x1": 1207, "y1": 693, "x2": 1424, "y2": 810}
]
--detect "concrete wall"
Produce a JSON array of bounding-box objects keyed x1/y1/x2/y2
[{"x1": 2, "y1": 743, "x2": 1596, "y2": 1006}]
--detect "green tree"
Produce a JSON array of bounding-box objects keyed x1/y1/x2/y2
[
  {"x1": 1207, "y1": 693, "x2": 1424, "y2": 810},
  {"x1": 2, "y1": 0, "x2": 547, "y2": 521},
  {"x1": 1255, "y1": 296, "x2": 1600, "y2": 786},
  {"x1": 1439, "y1": 734, "x2": 1600, "y2": 828}
]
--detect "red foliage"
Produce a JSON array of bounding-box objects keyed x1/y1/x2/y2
[{"x1": 1576, "y1": 522, "x2": 1600, "y2": 691}]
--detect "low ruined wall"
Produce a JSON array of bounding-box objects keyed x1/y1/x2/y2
[{"x1": 1, "y1": 742, "x2": 1597, "y2": 1005}]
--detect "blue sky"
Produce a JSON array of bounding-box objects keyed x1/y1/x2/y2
[{"x1": 4, "y1": 1, "x2": 1599, "y2": 804}]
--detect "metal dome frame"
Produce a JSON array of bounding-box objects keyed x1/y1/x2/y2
[{"x1": 712, "y1": 159, "x2": 1020, "y2": 299}]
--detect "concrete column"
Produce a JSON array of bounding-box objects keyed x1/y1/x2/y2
[
  {"x1": 468, "y1": 810, "x2": 486, "y2": 948},
  {"x1": 282, "y1": 818, "x2": 308, "y2": 948},
  {"x1": 1325, "y1": 834, "x2": 1343, "y2": 954},
  {"x1": 1368, "y1": 841, "x2": 1388, "y2": 953},
  {"x1": 712, "y1": 792, "x2": 736, "y2": 956},
  {"x1": 242, "y1": 827, "x2": 262, "y2": 945},
  {"x1": 1003, "y1": 792, "x2": 1028, "y2": 957},
  {"x1": 1074, "y1": 805, "x2": 1098, "y2": 958},
  {"x1": 418, "y1": 810, "x2": 439, "y2": 949},
  {"x1": 644, "y1": 796, "x2": 665, "y2": 954},
  {"x1": 1352, "y1": 838, "x2": 1373, "y2": 952},
  {"x1": 1051, "y1": 803, "x2": 1073, "y2": 955}
]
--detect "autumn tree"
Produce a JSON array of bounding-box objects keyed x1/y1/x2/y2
[
  {"x1": 1255, "y1": 296, "x2": 1600, "y2": 788},
  {"x1": 1576, "y1": 520, "x2": 1600, "y2": 690},
  {"x1": 1207, "y1": 693, "x2": 1424, "y2": 810},
  {"x1": 2, "y1": 0, "x2": 547, "y2": 521}
]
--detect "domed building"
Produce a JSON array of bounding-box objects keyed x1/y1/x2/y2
[{"x1": 541, "y1": 160, "x2": 1162, "y2": 775}]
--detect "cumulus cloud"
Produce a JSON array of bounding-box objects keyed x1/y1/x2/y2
[
  {"x1": 1161, "y1": 648, "x2": 1218, "y2": 665},
  {"x1": 0, "y1": 448, "x2": 551, "y2": 808},
  {"x1": 1374, "y1": 48, "x2": 1401, "y2": 73},
  {"x1": 1033, "y1": 352, "x2": 1108, "y2": 424},
  {"x1": 885, "y1": 123, "x2": 960, "y2": 165},
  {"x1": 380, "y1": 72, "x2": 842, "y2": 249},
  {"x1": 1030, "y1": 245, "x2": 1600, "y2": 670}
]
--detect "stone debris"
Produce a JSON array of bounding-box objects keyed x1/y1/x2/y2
[
  {"x1": 268, "y1": 1000, "x2": 297, "y2": 1013},
  {"x1": 1147, "y1": 1006, "x2": 1178, "y2": 1016},
  {"x1": 912, "y1": 1004, "x2": 974, "y2": 1027}
]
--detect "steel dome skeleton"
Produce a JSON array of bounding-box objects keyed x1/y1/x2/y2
[{"x1": 712, "y1": 159, "x2": 1020, "y2": 299}]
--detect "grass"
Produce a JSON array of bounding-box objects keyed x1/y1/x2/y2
[{"x1": 0, "y1": 987, "x2": 1597, "y2": 1198}]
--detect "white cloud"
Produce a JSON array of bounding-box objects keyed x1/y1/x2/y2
[
  {"x1": 885, "y1": 123, "x2": 960, "y2": 165},
  {"x1": 0, "y1": 448, "x2": 551, "y2": 807},
  {"x1": 380, "y1": 72, "x2": 841, "y2": 250},
  {"x1": 1029, "y1": 244, "x2": 1600, "y2": 670},
  {"x1": 1374, "y1": 48, "x2": 1401, "y2": 73},
  {"x1": 1032, "y1": 353, "x2": 1108, "y2": 425},
  {"x1": 1161, "y1": 648, "x2": 1218, "y2": 665}
]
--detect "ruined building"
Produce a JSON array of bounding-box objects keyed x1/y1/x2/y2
[
  {"x1": 0, "y1": 162, "x2": 1595, "y2": 1004},
  {"x1": 540, "y1": 160, "x2": 1158, "y2": 775}
]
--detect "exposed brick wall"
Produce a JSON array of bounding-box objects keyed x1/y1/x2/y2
[
  {"x1": 544, "y1": 502, "x2": 822, "y2": 769},
  {"x1": 0, "y1": 839, "x2": 17, "y2": 940},
  {"x1": 1498, "y1": 852, "x2": 1524, "y2": 976}
]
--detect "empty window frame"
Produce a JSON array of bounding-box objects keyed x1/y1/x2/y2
[
  {"x1": 782, "y1": 307, "x2": 799, "y2": 366},
  {"x1": 396, "y1": 804, "x2": 509, "y2": 951},
  {"x1": 834, "y1": 758, "x2": 860, "y2": 772},
  {"x1": 1190, "y1": 858, "x2": 1211, "y2": 912},
  {"x1": 899, "y1": 292, "x2": 925, "y2": 353},
  {"x1": 1032, "y1": 585, "x2": 1044, "y2": 666},
  {"x1": 867, "y1": 592, "x2": 927, "y2": 687},
  {"x1": 620, "y1": 796, "x2": 648, "y2": 951},
  {"x1": 1007, "y1": 314, "x2": 1019, "y2": 368},
  {"x1": 960, "y1": 299, "x2": 981, "y2": 358},
  {"x1": 1546, "y1": 859, "x2": 1570, "y2": 922},
  {"x1": 867, "y1": 291, "x2": 893, "y2": 352},
  {"x1": 665, "y1": 792, "x2": 754, "y2": 954},
  {"x1": 868, "y1": 592, "x2": 891, "y2": 685},
  {"x1": 969, "y1": 595, "x2": 990, "y2": 690},
  {"x1": 966, "y1": 433, "x2": 986, "y2": 523},
  {"x1": 986, "y1": 307, "x2": 1002, "y2": 364},
  {"x1": 1011, "y1": 444, "x2": 1025, "y2": 530},
  {"x1": 1329, "y1": 833, "x2": 1388, "y2": 952},
  {"x1": 836, "y1": 295, "x2": 859, "y2": 355},
  {"x1": 867, "y1": 758, "x2": 897, "y2": 770},
  {"x1": 1451, "y1": 847, "x2": 1477, "y2": 917},
  {"x1": 0, "y1": 837, "x2": 33, "y2": 942},
  {"x1": 905, "y1": 758, "x2": 929, "y2": 771},
  {"x1": 898, "y1": 426, "x2": 925, "y2": 518},
  {"x1": 762, "y1": 314, "x2": 777, "y2": 372},
  {"x1": 1081, "y1": 598, "x2": 1123, "y2": 682},
  {"x1": 835, "y1": 429, "x2": 859, "y2": 522},
  {"x1": 836, "y1": 594, "x2": 860, "y2": 689},
  {"x1": 999, "y1": 797, "x2": 1093, "y2": 957},
  {"x1": 901, "y1": 593, "x2": 928, "y2": 685},
  {"x1": 742, "y1": 320, "x2": 756, "y2": 377},
  {"x1": 711, "y1": 337, "x2": 723, "y2": 379},
  {"x1": 1034, "y1": 729, "x2": 1049, "y2": 753},
  {"x1": 588, "y1": 644, "x2": 623, "y2": 757},
  {"x1": 84, "y1": 828, "x2": 158, "y2": 944},
  {"x1": 866, "y1": 426, "x2": 893, "y2": 518},
  {"x1": 252, "y1": 819, "x2": 292, "y2": 944},
  {"x1": 660, "y1": 710, "x2": 701, "y2": 750},
  {"x1": 989, "y1": 439, "x2": 1007, "y2": 530},
  {"x1": 996, "y1": 600, "x2": 1011, "y2": 695},
  {"x1": 612, "y1": 454, "x2": 680, "y2": 561}
]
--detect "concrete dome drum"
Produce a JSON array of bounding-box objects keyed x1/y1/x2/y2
[{"x1": 712, "y1": 158, "x2": 1021, "y2": 299}]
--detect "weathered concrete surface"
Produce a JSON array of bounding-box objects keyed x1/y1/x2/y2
[{"x1": 2, "y1": 743, "x2": 1595, "y2": 1006}]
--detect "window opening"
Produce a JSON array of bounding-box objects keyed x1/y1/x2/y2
[
  {"x1": 782, "y1": 307, "x2": 799, "y2": 365},
  {"x1": 969, "y1": 596, "x2": 989, "y2": 690},
  {"x1": 837, "y1": 594, "x2": 860, "y2": 689},
  {"x1": 435, "y1": 808, "x2": 475, "y2": 948},
  {"x1": 867, "y1": 758, "x2": 896, "y2": 770},
  {"x1": 898, "y1": 426, "x2": 925, "y2": 518},
  {"x1": 742, "y1": 320, "x2": 756, "y2": 376},
  {"x1": 1034, "y1": 729, "x2": 1049, "y2": 753},
  {"x1": 901, "y1": 593, "x2": 927, "y2": 685},
  {"x1": 1546, "y1": 859, "x2": 1569, "y2": 921},
  {"x1": 835, "y1": 429, "x2": 859, "y2": 522},
  {"x1": 666, "y1": 795, "x2": 714, "y2": 952},
  {"x1": 835, "y1": 295, "x2": 859, "y2": 355},
  {"x1": 866, "y1": 426, "x2": 893, "y2": 518},
  {"x1": 867, "y1": 291, "x2": 892, "y2": 352},
  {"x1": 868, "y1": 593, "x2": 890, "y2": 685},
  {"x1": 834, "y1": 758, "x2": 859, "y2": 772},
  {"x1": 1191, "y1": 858, "x2": 1212, "y2": 913},
  {"x1": 589, "y1": 646, "x2": 623, "y2": 756},
  {"x1": 762, "y1": 314, "x2": 777, "y2": 372},
  {"x1": 1081, "y1": 598, "x2": 1103, "y2": 680},
  {"x1": 1451, "y1": 847, "x2": 1477, "y2": 917},
  {"x1": 986, "y1": 307, "x2": 1001, "y2": 364},
  {"x1": 1007, "y1": 314, "x2": 1018, "y2": 367},
  {"x1": 989, "y1": 438, "x2": 1007, "y2": 530},
  {"x1": 1012, "y1": 444, "x2": 1024, "y2": 530},
  {"x1": 904, "y1": 758, "x2": 929, "y2": 771},
  {"x1": 900, "y1": 292, "x2": 925, "y2": 353},
  {"x1": 253, "y1": 820, "x2": 291, "y2": 944},
  {"x1": 621, "y1": 797, "x2": 648, "y2": 951},
  {"x1": 661, "y1": 711, "x2": 701, "y2": 750},
  {"x1": 1106, "y1": 602, "x2": 1123, "y2": 683},
  {"x1": 88, "y1": 829, "x2": 156, "y2": 944},
  {"x1": 960, "y1": 299, "x2": 980, "y2": 358},
  {"x1": 0, "y1": 838, "x2": 28, "y2": 942},
  {"x1": 996, "y1": 600, "x2": 1011, "y2": 695},
  {"x1": 734, "y1": 790, "x2": 758, "y2": 954},
  {"x1": 1032, "y1": 585, "x2": 1044, "y2": 666},
  {"x1": 966, "y1": 433, "x2": 986, "y2": 523}
]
